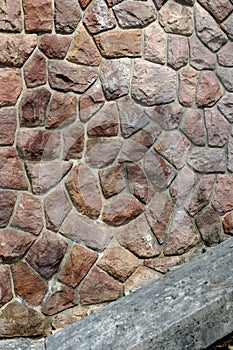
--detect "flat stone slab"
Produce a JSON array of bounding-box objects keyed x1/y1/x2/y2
[{"x1": 0, "y1": 338, "x2": 45, "y2": 350}]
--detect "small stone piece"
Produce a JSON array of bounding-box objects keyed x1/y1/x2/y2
[
  {"x1": 63, "y1": 121, "x2": 85, "y2": 160},
  {"x1": 55, "y1": 0, "x2": 82, "y2": 34},
  {"x1": 0, "y1": 190, "x2": 16, "y2": 227},
  {"x1": 79, "y1": 0, "x2": 92, "y2": 8},
  {"x1": 188, "y1": 147, "x2": 226, "y2": 172},
  {"x1": 146, "y1": 103, "x2": 185, "y2": 131},
  {"x1": 167, "y1": 34, "x2": 189, "y2": 70},
  {"x1": 144, "y1": 256, "x2": 182, "y2": 274},
  {"x1": 0, "y1": 266, "x2": 13, "y2": 307},
  {"x1": 195, "y1": 207, "x2": 221, "y2": 246},
  {"x1": 217, "y1": 42, "x2": 233, "y2": 67},
  {"x1": 178, "y1": 66, "x2": 198, "y2": 107},
  {"x1": 46, "y1": 92, "x2": 77, "y2": 128},
  {"x1": 144, "y1": 22, "x2": 166, "y2": 65},
  {"x1": 0, "y1": 107, "x2": 17, "y2": 145},
  {"x1": 217, "y1": 67, "x2": 233, "y2": 92},
  {"x1": 169, "y1": 166, "x2": 197, "y2": 206},
  {"x1": 42, "y1": 284, "x2": 77, "y2": 315},
  {"x1": 87, "y1": 102, "x2": 118, "y2": 136},
  {"x1": 99, "y1": 165, "x2": 126, "y2": 198},
  {"x1": 86, "y1": 138, "x2": 123, "y2": 168},
  {"x1": 196, "y1": 72, "x2": 224, "y2": 108},
  {"x1": 24, "y1": 50, "x2": 47, "y2": 88},
  {"x1": 212, "y1": 175, "x2": 233, "y2": 215},
  {"x1": 39, "y1": 34, "x2": 71, "y2": 58},
  {"x1": 180, "y1": 109, "x2": 205, "y2": 146},
  {"x1": 189, "y1": 36, "x2": 215, "y2": 70},
  {"x1": 128, "y1": 164, "x2": 153, "y2": 204},
  {"x1": 83, "y1": 0, "x2": 116, "y2": 34},
  {"x1": 0, "y1": 0, "x2": 22, "y2": 32},
  {"x1": 0, "y1": 68, "x2": 22, "y2": 107},
  {"x1": 223, "y1": 212, "x2": 233, "y2": 235},
  {"x1": 124, "y1": 266, "x2": 160, "y2": 295},
  {"x1": 23, "y1": 0, "x2": 53, "y2": 32},
  {"x1": 221, "y1": 13, "x2": 233, "y2": 39},
  {"x1": 218, "y1": 93, "x2": 233, "y2": 122},
  {"x1": 205, "y1": 108, "x2": 229, "y2": 147},
  {"x1": 197, "y1": 0, "x2": 233, "y2": 22},
  {"x1": 79, "y1": 83, "x2": 105, "y2": 122}
]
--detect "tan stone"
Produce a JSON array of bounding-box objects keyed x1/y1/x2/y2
[
  {"x1": 144, "y1": 256, "x2": 182, "y2": 274},
  {"x1": 0, "y1": 107, "x2": 17, "y2": 145},
  {"x1": 46, "y1": 92, "x2": 77, "y2": 128},
  {"x1": 42, "y1": 284, "x2": 77, "y2": 315},
  {"x1": 0, "y1": 68, "x2": 22, "y2": 107},
  {"x1": 0, "y1": 265, "x2": 13, "y2": 307},
  {"x1": 23, "y1": 0, "x2": 53, "y2": 32},
  {"x1": 124, "y1": 266, "x2": 160, "y2": 295},
  {"x1": 39, "y1": 34, "x2": 72, "y2": 58}
]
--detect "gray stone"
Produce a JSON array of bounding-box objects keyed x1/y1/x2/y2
[
  {"x1": 221, "y1": 12, "x2": 233, "y2": 40},
  {"x1": 217, "y1": 67, "x2": 233, "y2": 92},
  {"x1": 218, "y1": 93, "x2": 233, "y2": 122},
  {"x1": 188, "y1": 147, "x2": 226, "y2": 172},
  {"x1": 0, "y1": 339, "x2": 45, "y2": 350}
]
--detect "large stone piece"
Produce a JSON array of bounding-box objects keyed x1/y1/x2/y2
[
  {"x1": 46, "y1": 92, "x2": 77, "y2": 128},
  {"x1": 55, "y1": 0, "x2": 81, "y2": 34},
  {"x1": 197, "y1": 0, "x2": 233, "y2": 22},
  {"x1": 146, "y1": 103, "x2": 185, "y2": 131},
  {"x1": 189, "y1": 36, "x2": 216, "y2": 70},
  {"x1": 223, "y1": 212, "x2": 233, "y2": 235},
  {"x1": 0, "y1": 190, "x2": 16, "y2": 227},
  {"x1": 144, "y1": 256, "x2": 182, "y2": 274},
  {"x1": 217, "y1": 67, "x2": 233, "y2": 92},
  {"x1": 87, "y1": 102, "x2": 119, "y2": 137},
  {"x1": 83, "y1": 0, "x2": 116, "y2": 34},
  {"x1": 128, "y1": 164, "x2": 153, "y2": 204},
  {"x1": 39, "y1": 34, "x2": 72, "y2": 58},
  {"x1": 24, "y1": 50, "x2": 47, "y2": 88},
  {"x1": 221, "y1": 13, "x2": 233, "y2": 39},
  {"x1": 23, "y1": 0, "x2": 53, "y2": 32},
  {"x1": 167, "y1": 34, "x2": 189, "y2": 70},
  {"x1": 42, "y1": 284, "x2": 77, "y2": 315},
  {"x1": 180, "y1": 109, "x2": 206, "y2": 146},
  {"x1": 196, "y1": 72, "x2": 224, "y2": 107},
  {"x1": 169, "y1": 166, "x2": 197, "y2": 206},
  {"x1": 179, "y1": 66, "x2": 198, "y2": 107},
  {"x1": 124, "y1": 266, "x2": 160, "y2": 295},
  {"x1": 212, "y1": 175, "x2": 233, "y2": 215},
  {"x1": 0, "y1": 68, "x2": 22, "y2": 107},
  {"x1": 99, "y1": 165, "x2": 126, "y2": 198},
  {"x1": 205, "y1": 108, "x2": 229, "y2": 147},
  {"x1": 188, "y1": 147, "x2": 226, "y2": 172},
  {"x1": 0, "y1": 107, "x2": 17, "y2": 145},
  {"x1": 217, "y1": 42, "x2": 233, "y2": 67},
  {"x1": 195, "y1": 207, "x2": 221, "y2": 246},
  {"x1": 144, "y1": 22, "x2": 166, "y2": 64},
  {"x1": 0, "y1": 266, "x2": 13, "y2": 307},
  {"x1": 0, "y1": 0, "x2": 22, "y2": 32},
  {"x1": 217, "y1": 93, "x2": 233, "y2": 122}
]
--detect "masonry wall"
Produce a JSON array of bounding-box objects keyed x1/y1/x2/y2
[{"x1": 0, "y1": 0, "x2": 233, "y2": 338}]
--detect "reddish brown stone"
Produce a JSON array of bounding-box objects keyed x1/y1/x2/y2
[
  {"x1": 58, "y1": 244, "x2": 98, "y2": 287},
  {"x1": 0, "y1": 228, "x2": 34, "y2": 262},
  {"x1": 212, "y1": 175, "x2": 233, "y2": 215},
  {"x1": 99, "y1": 165, "x2": 126, "y2": 199},
  {"x1": 124, "y1": 266, "x2": 160, "y2": 295},
  {"x1": 80, "y1": 266, "x2": 122, "y2": 305},
  {"x1": 11, "y1": 261, "x2": 47, "y2": 305},
  {"x1": 223, "y1": 212, "x2": 233, "y2": 235},
  {"x1": 55, "y1": 0, "x2": 82, "y2": 34},
  {"x1": 195, "y1": 207, "x2": 221, "y2": 246},
  {"x1": 189, "y1": 35, "x2": 216, "y2": 70},
  {"x1": 0, "y1": 68, "x2": 22, "y2": 107},
  {"x1": 128, "y1": 164, "x2": 153, "y2": 204},
  {"x1": 180, "y1": 109, "x2": 206, "y2": 146},
  {"x1": 144, "y1": 22, "x2": 166, "y2": 65},
  {"x1": 46, "y1": 92, "x2": 77, "y2": 128},
  {"x1": 167, "y1": 34, "x2": 189, "y2": 70},
  {"x1": 179, "y1": 66, "x2": 198, "y2": 107},
  {"x1": 144, "y1": 256, "x2": 182, "y2": 274},
  {"x1": 23, "y1": 0, "x2": 53, "y2": 32},
  {"x1": 42, "y1": 284, "x2": 77, "y2": 315},
  {"x1": 79, "y1": 83, "x2": 105, "y2": 122},
  {"x1": 118, "y1": 139, "x2": 148, "y2": 163},
  {"x1": 130, "y1": 124, "x2": 161, "y2": 148},
  {"x1": 87, "y1": 102, "x2": 119, "y2": 136},
  {"x1": 169, "y1": 166, "x2": 197, "y2": 206},
  {"x1": 205, "y1": 108, "x2": 229, "y2": 147},
  {"x1": 0, "y1": 266, "x2": 13, "y2": 307},
  {"x1": 24, "y1": 50, "x2": 47, "y2": 88},
  {"x1": 86, "y1": 138, "x2": 123, "y2": 168},
  {"x1": 39, "y1": 34, "x2": 72, "y2": 58},
  {"x1": 83, "y1": 0, "x2": 116, "y2": 34},
  {"x1": 196, "y1": 72, "x2": 224, "y2": 108},
  {"x1": 26, "y1": 231, "x2": 67, "y2": 279},
  {"x1": 197, "y1": 0, "x2": 233, "y2": 23},
  {"x1": 0, "y1": 107, "x2": 17, "y2": 145},
  {"x1": 0, "y1": 0, "x2": 22, "y2": 32},
  {"x1": 146, "y1": 103, "x2": 185, "y2": 131},
  {"x1": 79, "y1": 0, "x2": 91, "y2": 8},
  {"x1": 63, "y1": 121, "x2": 85, "y2": 160},
  {"x1": 0, "y1": 190, "x2": 16, "y2": 227}
]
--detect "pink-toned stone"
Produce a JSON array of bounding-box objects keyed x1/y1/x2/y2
[
  {"x1": 0, "y1": 190, "x2": 16, "y2": 227},
  {"x1": 167, "y1": 34, "x2": 189, "y2": 70},
  {"x1": 212, "y1": 175, "x2": 233, "y2": 215},
  {"x1": 58, "y1": 244, "x2": 98, "y2": 287},
  {"x1": 146, "y1": 103, "x2": 185, "y2": 131},
  {"x1": 223, "y1": 212, "x2": 233, "y2": 235},
  {"x1": 46, "y1": 92, "x2": 77, "y2": 128},
  {"x1": 23, "y1": 0, "x2": 53, "y2": 32},
  {"x1": 24, "y1": 50, "x2": 47, "y2": 88},
  {"x1": 124, "y1": 266, "x2": 160, "y2": 295},
  {"x1": 217, "y1": 67, "x2": 233, "y2": 92},
  {"x1": 188, "y1": 147, "x2": 226, "y2": 172},
  {"x1": 55, "y1": 0, "x2": 82, "y2": 34},
  {"x1": 153, "y1": 0, "x2": 167, "y2": 9},
  {"x1": 144, "y1": 22, "x2": 166, "y2": 64},
  {"x1": 44, "y1": 187, "x2": 72, "y2": 232},
  {"x1": 197, "y1": 0, "x2": 233, "y2": 22},
  {"x1": 0, "y1": 266, "x2": 13, "y2": 307},
  {"x1": 180, "y1": 109, "x2": 206, "y2": 146},
  {"x1": 217, "y1": 42, "x2": 233, "y2": 67},
  {"x1": 26, "y1": 231, "x2": 67, "y2": 279},
  {"x1": 42, "y1": 284, "x2": 77, "y2": 315},
  {"x1": 79, "y1": 0, "x2": 91, "y2": 8},
  {"x1": 129, "y1": 123, "x2": 161, "y2": 148},
  {"x1": 80, "y1": 266, "x2": 122, "y2": 305},
  {"x1": 83, "y1": 0, "x2": 116, "y2": 34},
  {"x1": 196, "y1": 72, "x2": 224, "y2": 107},
  {"x1": 0, "y1": 147, "x2": 28, "y2": 189},
  {"x1": 11, "y1": 261, "x2": 47, "y2": 305},
  {"x1": 0, "y1": 107, "x2": 17, "y2": 145},
  {"x1": 12, "y1": 193, "x2": 43, "y2": 235},
  {"x1": 118, "y1": 139, "x2": 148, "y2": 163},
  {"x1": 79, "y1": 83, "x2": 105, "y2": 122},
  {"x1": 117, "y1": 215, "x2": 160, "y2": 258},
  {"x1": 20, "y1": 87, "x2": 51, "y2": 127},
  {"x1": 189, "y1": 36, "x2": 215, "y2": 70},
  {"x1": 178, "y1": 66, "x2": 198, "y2": 107},
  {"x1": 205, "y1": 108, "x2": 229, "y2": 147},
  {"x1": 221, "y1": 13, "x2": 233, "y2": 40},
  {"x1": 0, "y1": 228, "x2": 34, "y2": 262},
  {"x1": 0, "y1": 68, "x2": 22, "y2": 107},
  {"x1": 66, "y1": 164, "x2": 102, "y2": 218},
  {"x1": 39, "y1": 34, "x2": 72, "y2": 58},
  {"x1": 87, "y1": 102, "x2": 118, "y2": 136},
  {"x1": 99, "y1": 165, "x2": 126, "y2": 198},
  {"x1": 63, "y1": 121, "x2": 85, "y2": 160},
  {"x1": 0, "y1": 0, "x2": 22, "y2": 32},
  {"x1": 195, "y1": 207, "x2": 221, "y2": 246},
  {"x1": 228, "y1": 136, "x2": 233, "y2": 172},
  {"x1": 170, "y1": 166, "x2": 197, "y2": 206},
  {"x1": 144, "y1": 256, "x2": 182, "y2": 274},
  {"x1": 217, "y1": 93, "x2": 233, "y2": 122},
  {"x1": 128, "y1": 164, "x2": 153, "y2": 204}
]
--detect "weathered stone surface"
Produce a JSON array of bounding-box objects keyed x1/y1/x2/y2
[
  {"x1": 167, "y1": 34, "x2": 188, "y2": 70},
  {"x1": 23, "y1": 0, "x2": 53, "y2": 32},
  {"x1": 39, "y1": 34, "x2": 71, "y2": 58},
  {"x1": 197, "y1": 0, "x2": 233, "y2": 22},
  {"x1": 0, "y1": 107, "x2": 17, "y2": 145},
  {"x1": 217, "y1": 92, "x2": 233, "y2": 122},
  {"x1": 44, "y1": 187, "x2": 72, "y2": 232},
  {"x1": 196, "y1": 207, "x2": 221, "y2": 246},
  {"x1": 169, "y1": 166, "x2": 197, "y2": 206},
  {"x1": 129, "y1": 123, "x2": 161, "y2": 147},
  {"x1": 132, "y1": 59, "x2": 176, "y2": 106},
  {"x1": 217, "y1": 67, "x2": 233, "y2": 92},
  {"x1": 0, "y1": 266, "x2": 13, "y2": 307},
  {"x1": 195, "y1": 3, "x2": 227, "y2": 52},
  {"x1": 87, "y1": 102, "x2": 118, "y2": 136},
  {"x1": 128, "y1": 164, "x2": 153, "y2": 204},
  {"x1": 50, "y1": 305, "x2": 92, "y2": 331},
  {"x1": 67, "y1": 27, "x2": 101, "y2": 66},
  {"x1": 212, "y1": 175, "x2": 233, "y2": 215},
  {"x1": 26, "y1": 160, "x2": 72, "y2": 194},
  {"x1": 79, "y1": 83, "x2": 105, "y2": 122},
  {"x1": 26, "y1": 231, "x2": 67, "y2": 279},
  {"x1": 189, "y1": 35, "x2": 215, "y2": 70},
  {"x1": 144, "y1": 22, "x2": 166, "y2": 64},
  {"x1": 49, "y1": 61, "x2": 98, "y2": 93},
  {"x1": 178, "y1": 66, "x2": 198, "y2": 107},
  {"x1": 0, "y1": 0, "x2": 22, "y2": 32},
  {"x1": 58, "y1": 244, "x2": 98, "y2": 287},
  {"x1": 55, "y1": 0, "x2": 81, "y2": 34},
  {"x1": 86, "y1": 138, "x2": 123, "y2": 168},
  {"x1": 144, "y1": 256, "x2": 182, "y2": 274},
  {"x1": 153, "y1": 0, "x2": 166, "y2": 8},
  {"x1": 79, "y1": 0, "x2": 92, "y2": 8},
  {"x1": 66, "y1": 164, "x2": 102, "y2": 218},
  {"x1": 0, "y1": 339, "x2": 45, "y2": 349},
  {"x1": 221, "y1": 13, "x2": 233, "y2": 39},
  {"x1": 144, "y1": 150, "x2": 177, "y2": 190},
  {"x1": 0, "y1": 147, "x2": 28, "y2": 189},
  {"x1": 94, "y1": 30, "x2": 141, "y2": 58},
  {"x1": 145, "y1": 192, "x2": 174, "y2": 244},
  {"x1": 205, "y1": 108, "x2": 229, "y2": 147},
  {"x1": 63, "y1": 121, "x2": 85, "y2": 160},
  {"x1": 99, "y1": 165, "x2": 126, "y2": 199},
  {"x1": 60, "y1": 210, "x2": 113, "y2": 252},
  {"x1": 188, "y1": 147, "x2": 226, "y2": 172},
  {"x1": 159, "y1": 0, "x2": 194, "y2": 35},
  {"x1": 164, "y1": 210, "x2": 199, "y2": 255},
  {"x1": 46, "y1": 92, "x2": 77, "y2": 128},
  {"x1": 180, "y1": 109, "x2": 206, "y2": 146},
  {"x1": 0, "y1": 68, "x2": 22, "y2": 107},
  {"x1": 24, "y1": 50, "x2": 47, "y2": 88},
  {"x1": 83, "y1": 0, "x2": 116, "y2": 34},
  {"x1": 100, "y1": 59, "x2": 131, "y2": 100},
  {"x1": 124, "y1": 266, "x2": 160, "y2": 295},
  {"x1": 12, "y1": 193, "x2": 43, "y2": 235},
  {"x1": 146, "y1": 103, "x2": 185, "y2": 131},
  {"x1": 223, "y1": 212, "x2": 233, "y2": 235},
  {"x1": 0, "y1": 228, "x2": 34, "y2": 262},
  {"x1": 20, "y1": 87, "x2": 51, "y2": 127},
  {"x1": 228, "y1": 136, "x2": 233, "y2": 172},
  {"x1": 80, "y1": 266, "x2": 122, "y2": 305},
  {"x1": 11, "y1": 261, "x2": 47, "y2": 305},
  {"x1": 217, "y1": 42, "x2": 233, "y2": 67},
  {"x1": 196, "y1": 72, "x2": 224, "y2": 107},
  {"x1": 118, "y1": 139, "x2": 148, "y2": 163},
  {"x1": 0, "y1": 190, "x2": 16, "y2": 227},
  {"x1": 117, "y1": 215, "x2": 160, "y2": 258},
  {"x1": 42, "y1": 284, "x2": 77, "y2": 315}
]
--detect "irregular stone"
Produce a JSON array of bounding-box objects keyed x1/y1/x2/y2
[
  {"x1": 11, "y1": 261, "x2": 47, "y2": 305},
  {"x1": 79, "y1": 0, "x2": 92, "y2": 8},
  {"x1": 113, "y1": 0, "x2": 156, "y2": 28},
  {"x1": 86, "y1": 137, "x2": 123, "y2": 168},
  {"x1": 180, "y1": 109, "x2": 206, "y2": 146},
  {"x1": 144, "y1": 22, "x2": 166, "y2": 64},
  {"x1": 154, "y1": 130, "x2": 191, "y2": 169},
  {"x1": 146, "y1": 103, "x2": 185, "y2": 130},
  {"x1": 217, "y1": 92, "x2": 233, "y2": 122},
  {"x1": 67, "y1": 26, "x2": 101, "y2": 66},
  {"x1": 145, "y1": 192, "x2": 174, "y2": 244},
  {"x1": 26, "y1": 231, "x2": 67, "y2": 279},
  {"x1": 97, "y1": 247, "x2": 140, "y2": 283},
  {"x1": 228, "y1": 136, "x2": 233, "y2": 172},
  {"x1": 128, "y1": 164, "x2": 153, "y2": 204},
  {"x1": 12, "y1": 193, "x2": 43, "y2": 235},
  {"x1": 205, "y1": 108, "x2": 229, "y2": 147},
  {"x1": 99, "y1": 165, "x2": 126, "y2": 198},
  {"x1": 17, "y1": 129, "x2": 61, "y2": 161},
  {"x1": 223, "y1": 212, "x2": 233, "y2": 235},
  {"x1": 0, "y1": 0, "x2": 22, "y2": 32},
  {"x1": 94, "y1": 30, "x2": 141, "y2": 58},
  {"x1": 26, "y1": 160, "x2": 72, "y2": 194},
  {"x1": 63, "y1": 121, "x2": 85, "y2": 160},
  {"x1": 66, "y1": 164, "x2": 102, "y2": 218},
  {"x1": 20, "y1": 87, "x2": 51, "y2": 127},
  {"x1": 55, "y1": 0, "x2": 82, "y2": 34},
  {"x1": 0, "y1": 147, "x2": 28, "y2": 189},
  {"x1": 164, "y1": 210, "x2": 199, "y2": 255},
  {"x1": 129, "y1": 123, "x2": 161, "y2": 147},
  {"x1": 83, "y1": 0, "x2": 116, "y2": 34},
  {"x1": 60, "y1": 210, "x2": 113, "y2": 252},
  {"x1": 23, "y1": 0, "x2": 53, "y2": 32},
  {"x1": 24, "y1": 50, "x2": 47, "y2": 88},
  {"x1": 159, "y1": 0, "x2": 193, "y2": 35},
  {"x1": 46, "y1": 92, "x2": 77, "y2": 128},
  {"x1": 100, "y1": 58, "x2": 131, "y2": 100},
  {"x1": 131, "y1": 59, "x2": 176, "y2": 106},
  {"x1": 144, "y1": 256, "x2": 182, "y2": 274},
  {"x1": 188, "y1": 147, "x2": 226, "y2": 172},
  {"x1": 212, "y1": 175, "x2": 233, "y2": 215},
  {"x1": 167, "y1": 34, "x2": 188, "y2": 69},
  {"x1": 80, "y1": 266, "x2": 122, "y2": 305},
  {"x1": 144, "y1": 150, "x2": 177, "y2": 190},
  {"x1": 178, "y1": 66, "x2": 198, "y2": 107},
  {"x1": 124, "y1": 266, "x2": 160, "y2": 295},
  {"x1": 170, "y1": 166, "x2": 197, "y2": 206},
  {"x1": 217, "y1": 67, "x2": 233, "y2": 92},
  {"x1": 87, "y1": 102, "x2": 118, "y2": 136},
  {"x1": 79, "y1": 83, "x2": 105, "y2": 122},
  {"x1": 118, "y1": 139, "x2": 148, "y2": 163},
  {"x1": 0, "y1": 266, "x2": 13, "y2": 307},
  {"x1": 0, "y1": 107, "x2": 17, "y2": 145},
  {"x1": 39, "y1": 34, "x2": 71, "y2": 58},
  {"x1": 0, "y1": 190, "x2": 16, "y2": 227},
  {"x1": 195, "y1": 207, "x2": 221, "y2": 246},
  {"x1": 117, "y1": 215, "x2": 160, "y2": 257},
  {"x1": 58, "y1": 244, "x2": 98, "y2": 287},
  {"x1": 50, "y1": 305, "x2": 92, "y2": 331},
  {"x1": 189, "y1": 35, "x2": 216, "y2": 70},
  {"x1": 195, "y1": 3, "x2": 227, "y2": 52},
  {"x1": 196, "y1": 72, "x2": 224, "y2": 107},
  {"x1": 0, "y1": 228, "x2": 34, "y2": 262},
  {"x1": 48, "y1": 61, "x2": 98, "y2": 93},
  {"x1": 197, "y1": 0, "x2": 233, "y2": 22},
  {"x1": 0, "y1": 68, "x2": 22, "y2": 107},
  {"x1": 44, "y1": 187, "x2": 72, "y2": 232},
  {"x1": 42, "y1": 284, "x2": 77, "y2": 315},
  {"x1": 217, "y1": 42, "x2": 233, "y2": 67},
  {"x1": 0, "y1": 301, "x2": 46, "y2": 337},
  {"x1": 153, "y1": 0, "x2": 167, "y2": 8},
  {"x1": 221, "y1": 13, "x2": 233, "y2": 39}
]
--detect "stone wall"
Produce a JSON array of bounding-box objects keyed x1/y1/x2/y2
[{"x1": 0, "y1": 0, "x2": 232, "y2": 338}]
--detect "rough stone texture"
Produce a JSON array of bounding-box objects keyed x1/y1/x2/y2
[
  {"x1": 223, "y1": 212, "x2": 233, "y2": 235},
  {"x1": 218, "y1": 92, "x2": 233, "y2": 122},
  {"x1": 169, "y1": 166, "x2": 197, "y2": 206},
  {"x1": 144, "y1": 22, "x2": 166, "y2": 64},
  {"x1": 217, "y1": 42, "x2": 233, "y2": 67},
  {"x1": 0, "y1": 0, "x2": 22, "y2": 32},
  {"x1": 83, "y1": 0, "x2": 116, "y2": 34},
  {"x1": 217, "y1": 67, "x2": 233, "y2": 92},
  {"x1": 86, "y1": 138, "x2": 123, "y2": 168},
  {"x1": 79, "y1": 83, "x2": 105, "y2": 122},
  {"x1": 128, "y1": 164, "x2": 153, "y2": 204},
  {"x1": 23, "y1": 0, "x2": 53, "y2": 32},
  {"x1": 196, "y1": 72, "x2": 224, "y2": 108},
  {"x1": 188, "y1": 147, "x2": 226, "y2": 172},
  {"x1": 46, "y1": 92, "x2": 77, "y2": 128},
  {"x1": 0, "y1": 107, "x2": 17, "y2": 145},
  {"x1": 42, "y1": 284, "x2": 77, "y2": 315},
  {"x1": 180, "y1": 109, "x2": 205, "y2": 146},
  {"x1": 167, "y1": 35, "x2": 188, "y2": 70},
  {"x1": 205, "y1": 108, "x2": 229, "y2": 147},
  {"x1": 55, "y1": 0, "x2": 82, "y2": 34},
  {"x1": 0, "y1": 190, "x2": 16, "y2": 227},
  {"x1": 212, "y1": 175, "x2": 233, "y2": 215},
  {"x1": 24, "y1": 50, "x2": 47, "y2": 88},
  {"x1": 0, "y1": 339, "x2": 45, "y2": 350},
  {"x1": 146, "y1": 103, "x2": 184, "y2": 131},
  {"x1": 39, "y1": 34, "x2": 71, "y2": 59},
  {"x1": 144, "y1": 256, "x2": 182, "y2": 274},
  {"x1": 0, "y1": 68, "x2": 22, "y2": 107},
  {"x1": 87, "y1": 102, "x2": 118, "y2": 137},
  {"x1": 195, "y1": 207, "x2": 221, "y2": 246},
  {"x1": 197, "y1": 0, "x2": 233, "y2": 22},
  {"x1": 99, "y1": 165, "x2": 126, "y2": 199},
  {"x1": 124, "y1": 266, "x2": 160, "y2": 295},
  {"x1": 178, "y1": 66, "x2": 198, "y2": 107},
  {"x1": 189, "y1": 36, "x2": 216, "y2": 70},
  {"x1": 0, "y1": 265, "x2": 13, "y2": 306},
  {"x1": 63, "y1": 121, "x2": 85, "y2": 160},
  {"x1": 221, "y1": 13, "x2": 233, "y2": 40},
  {"x1": 228, "y1": 136, "x2": 233, "y2": 173}
]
